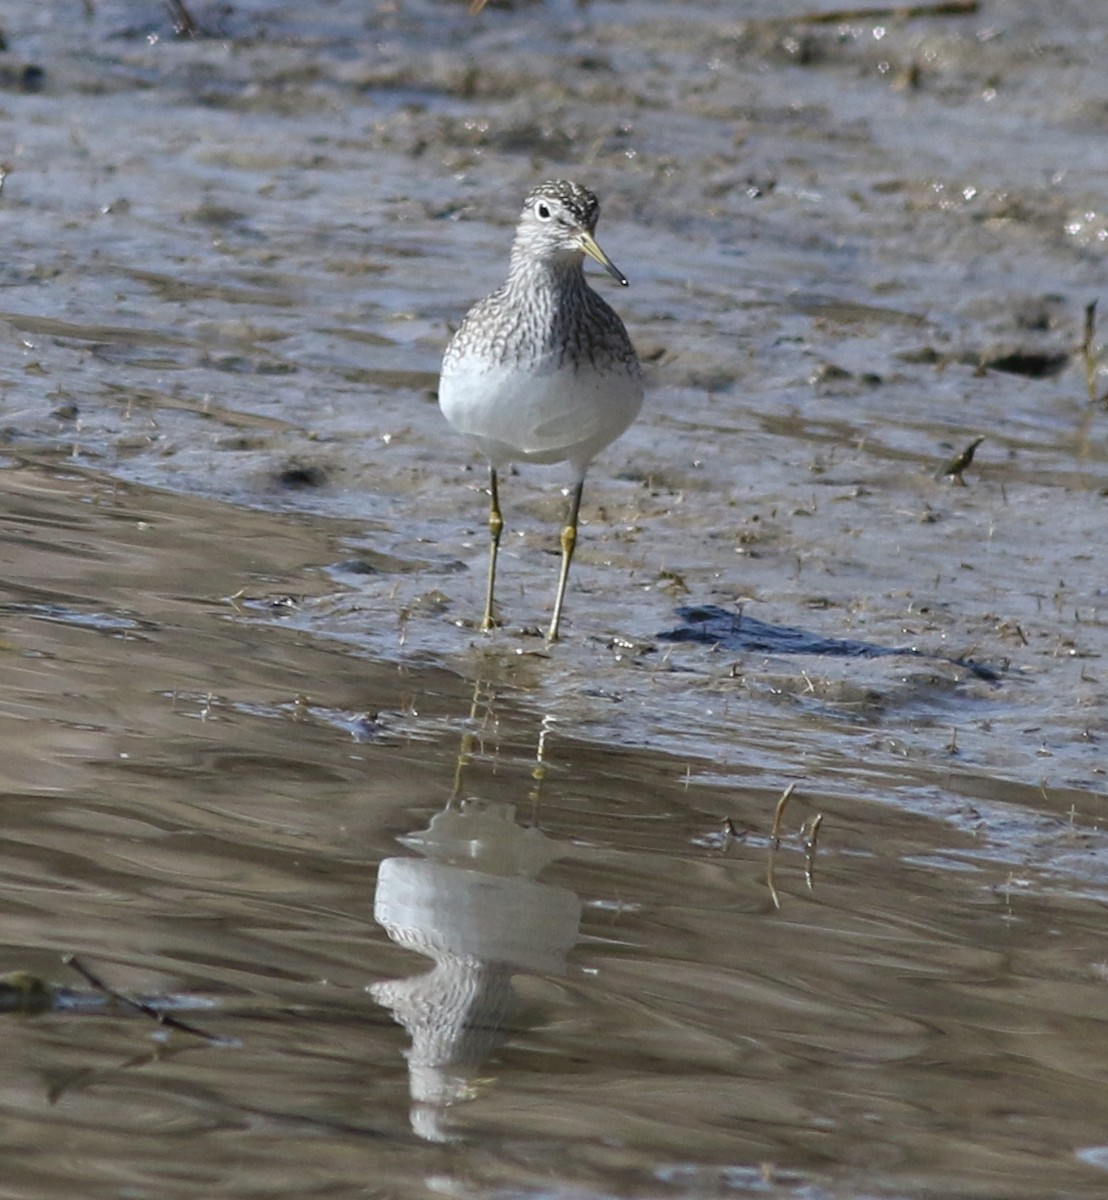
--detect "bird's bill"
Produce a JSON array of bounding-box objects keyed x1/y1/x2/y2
[{"x1": 577, "y1": 231, "x2": 629, "y2": 287}]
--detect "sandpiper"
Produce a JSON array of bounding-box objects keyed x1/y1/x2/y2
[{"x1": 438, "y1": 180, "x2": 643, "y2": 641}]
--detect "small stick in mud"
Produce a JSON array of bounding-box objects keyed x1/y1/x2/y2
[
  {"x1": 781, "y1": 0, "x2": 977, "y2": 23},
  {"x1": 803, "y1": 814, "x2": 824, "y2": 889},
  {"x1": 1082, "y1": 299, "x2": 1102, "y2": 404},
  {"x1": 165, "y1": 0, "x2": 197, "y2": 37},
  {"x1": 766, "y1": 782, "x2": 799, "y2": 909},
  {"x1": 63, "y1": 955, "x2": 228, "y2": 1045},
  {"x1": 936, "y1": 435, "x2": 985, "y2": 485},
  {"x1": 770, "y1": 781, "x2": 798, "y2": 851}
]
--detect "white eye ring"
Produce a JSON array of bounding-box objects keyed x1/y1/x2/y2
[{"x1": 534, "y1": 200, "x2": 553, "y2": 221}]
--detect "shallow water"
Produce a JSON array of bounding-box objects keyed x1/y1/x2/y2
[{"x1": 1, "y1": 1, "x2": 1107, "y2": 1197}]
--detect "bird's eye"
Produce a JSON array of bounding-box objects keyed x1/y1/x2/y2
[{"x1": 534, "y1": 201, "x2": 552, "y2": 221}]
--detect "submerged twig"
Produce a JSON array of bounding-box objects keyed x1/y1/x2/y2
[
  {"x1": 766, "y1": 782, "x2": 799, "y2": 910},
  {"x1": 778, "y1": 0, "x2": 977, "y2": 22},
  {"x1": 936, "y1": 435, "x2": 985, "y2": 485},
  {"x1": 62, "y1": 955, "x2": 227, "y2": 1045},
  {"x1": 803, "y1": 814, "x2": 824, "y2": 889}
]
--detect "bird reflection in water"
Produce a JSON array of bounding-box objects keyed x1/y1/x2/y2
[{"x1": 371, "y1": 690, "x2": 580, "y2": 1142}]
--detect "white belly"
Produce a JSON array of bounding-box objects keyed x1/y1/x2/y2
[{"x1": 439, "y1": 357, "x2": 643, "y2": 477}]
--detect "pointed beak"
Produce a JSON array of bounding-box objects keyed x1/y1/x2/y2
[{"x1": 577, "y1": 230, "x2": 629, "y2": 287}]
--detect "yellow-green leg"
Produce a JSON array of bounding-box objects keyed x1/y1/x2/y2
[
  {"x1": 547, "y1": 480, "x2": 584, "y2": 643},
  {"x1": 481, "y1": 465, "x2": 503, "y2": 632}
]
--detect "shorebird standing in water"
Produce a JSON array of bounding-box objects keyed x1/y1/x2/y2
[{"x1": 438, "y1": 180, "x2": 643, "y2": 641}]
